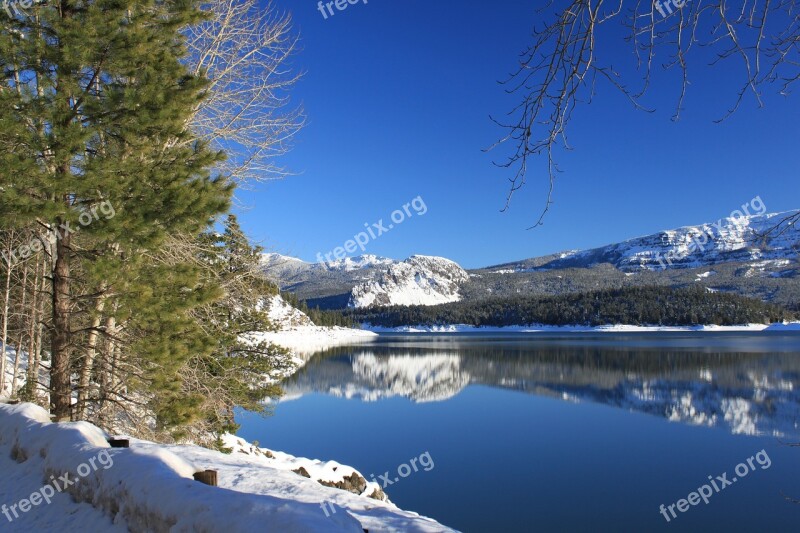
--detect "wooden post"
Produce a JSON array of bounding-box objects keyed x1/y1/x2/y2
[{"x1": 193, "y1": 470, "x2": 218, "y2": 486}]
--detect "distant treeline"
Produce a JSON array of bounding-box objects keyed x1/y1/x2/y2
[
  {"x1": 282, "y1": 291, "x2": 357, "y2": 328},
  {"x1": 345, "y1": 286, "x2": 797, "y2": 328}
]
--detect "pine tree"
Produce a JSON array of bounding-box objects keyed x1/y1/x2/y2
[
  {"x1": 175, "y1": 215, "x2": 291, "y2": 443},
  {"x1": 0, "y1": 1, "x2": 231, "y2": 421}
]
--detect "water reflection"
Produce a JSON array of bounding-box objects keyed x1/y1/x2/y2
[{"x1": 281, "y1": 335, "x2": 800, "y2": 438}]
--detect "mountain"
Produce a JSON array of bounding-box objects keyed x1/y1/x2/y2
[
  {"x1": 260, "y1": 253, "x2": 312, "y2": 280},
  {"x1": 263, "y1": 211, "x2": 800, "y2": 309},
  {"x1": 348, "y1": 255, "x2": 469, "y2": 307},
  {"x1": 493, "y1": 210, "x2": 800, "y2": 272},
  {"x1": 262, "y1": 253, "x2": 470, "y2": 309},
  {"x1": 321, "y1": 255, "x2": 395, "y2": 272}
]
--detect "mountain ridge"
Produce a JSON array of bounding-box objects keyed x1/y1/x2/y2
[{"x1": 263, "y1": 211, "x2": 800, "y2": 309}]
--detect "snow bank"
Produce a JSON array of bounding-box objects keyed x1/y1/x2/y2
[
  {"x1": 364, "y1": 322, "x2": 800, "y2": 333},
  {"x1": 247, "y1": 326, "x2": 378, "y2": 362},
  {"x1": 0, "y1": 403, "x2": 455, "y2": 532},
  {"x1": 264, "y1": 294, "x2": 314, "y2": 328}
]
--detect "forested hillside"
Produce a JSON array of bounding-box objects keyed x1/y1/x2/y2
[{"x1": 348, "y1": 286, "x2": 797, "y2": 328}]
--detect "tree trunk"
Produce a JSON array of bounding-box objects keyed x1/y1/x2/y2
[
  {"x1": 97, "y1": 314, "x2": 116, "y2": 423},
  {"x1": 0, "y1": 233, "x2": 14, "y2": 395},
  {"x1": 11, "y1": 261, "x2": 29, "y2": 395},
  {"x1": 30, "y1": 254, "x2": 47, "y2": 403},
  {"x1": 77, "y1": 294, "x2": 105, "y2": 420},
  {"x1": 50, "y1": 222, "x2": 72, "y2": 421},
  {"x1": 24, "y1": 257, "x2": 41, "y2": 397}
]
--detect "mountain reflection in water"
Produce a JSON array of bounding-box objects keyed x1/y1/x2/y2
[{"x1": 281, "y1": 334, "x2": 800, "y2": 438}]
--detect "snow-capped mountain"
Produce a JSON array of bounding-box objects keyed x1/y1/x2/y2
[
  {"x1": 260, "y1": 253, "x2": 312, "y2": 280},
  {"x1": 263, "y1": 253, "x2": 471, "y2": 309},
  {"x1": 348, "y1": 255, "x2": 469, "y2": 308},
  {"x1": 321, "y1": 255, "x2": 395, "y2": 272},
  {"x1": 518, "y1": 211, "x2": 800, "y2": 272},
  {"x1": 261, "y1": 253, "x2": 393, "y2": 275},
  {"x1": 263, "y1": 210, "x2": 799, "y2": 309}
]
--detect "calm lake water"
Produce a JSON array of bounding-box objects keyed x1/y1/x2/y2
[{"x1": 237, "y1": 332, "x2": 800, "y2": 532}]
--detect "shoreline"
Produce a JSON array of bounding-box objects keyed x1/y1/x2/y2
[
  {"x1": 362, "y1": 322, "x2": 800, "y2": 334},
  {"x1": 0, "y1": 403, "x2": 456, "y2": 532}
]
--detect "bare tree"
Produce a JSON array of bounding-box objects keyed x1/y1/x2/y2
[
  {"x1": 185, "y1": 0, "x2": 305, "y2": 186},
  {"x1": 491, "y1": 0, "x2": 800, "y2": 227},
  {"x1": 0, "y1": 230, "x2": 17, "y2": 394}
]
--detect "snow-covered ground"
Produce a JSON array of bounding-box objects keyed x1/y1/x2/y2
[
  {"x1": 251, "y1": 294, "x2": 379, "y2": 365},
  {"x1": 1, "y1": 345, "x2": 45, "y2": 401},
  {"x1": 246, "y1": 327, "x2": 378, "y2": 363},
  {"x1": 0, "y1": 403, "x2": 456, "y2": 532},
  {"x1": 364, "y1": 322, "x2": 800, "y2": 333}
]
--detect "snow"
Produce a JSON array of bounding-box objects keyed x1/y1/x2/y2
[
  {"x1": 364, "y1": 322, "x2": 800, "y2": 333},
  {"x1": 247, "y1": 294, "x2": 379, "y2": 365},
  {"x1": 515, "y1": 210, "x2": 800, "y2": 272},
  {"x1": 265, "y1": 294, "x2": 313, "y2": 327},
  {"x1": 321, "y1": 255, "x2": 395, "y2": 272},
  {"x1": 0, "y1": 403, "x2": 456, "y2": 532},
  {"x1": 261, "y1": 253, "x2": 394, "y2": 275},
  {"x1": 245, "y1": 326, "x2": 378, "y2": 362},
  {"x1": 2, "y1": 345, "x2": 47, "y2": 401},
  {"x1": 349, "y1": 256, "x2": 469, "y2": 308}
]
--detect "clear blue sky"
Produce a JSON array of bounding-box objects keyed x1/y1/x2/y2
[{"x1": 234, "y1": 0, "x2": 800, "y2": 269}]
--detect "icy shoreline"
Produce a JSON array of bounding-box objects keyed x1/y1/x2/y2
[
  {"x1": 0, "y1": 403, "x2": 456, "y2": 532},
  {"x1": 363, "y1": 322, "x2": 800, "y2": 334},
  {"x1": 248, "y1": 326, "x2": 378, "y2": 363}
]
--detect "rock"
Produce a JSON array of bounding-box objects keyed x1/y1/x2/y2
[
  {"x1": 317, "y1": 472, "x2": 367, "y2": 495},
  {"x1": 293, "y1": 466, "x2": 311, "y2": 478}
]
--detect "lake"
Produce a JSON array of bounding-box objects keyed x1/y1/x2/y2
[{"x1": 236, "y1": 332, "x2": 800, "y2": 532}]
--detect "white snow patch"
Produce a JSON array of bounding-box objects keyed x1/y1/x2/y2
[
  {"x1": 349, "y1": 256, "x2": 469, "y2": 308},
  {"x1": 0, "y1": 403, "x2": 455, "y2": 532},
  {"x1": 364, "y1": 323, "x2": 800, "y2": 333},
  {"x1": 245, "y1": 327, "x2": 378, "y2": 362}
]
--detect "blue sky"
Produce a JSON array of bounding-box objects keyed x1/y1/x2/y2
[{"x1": 234, "y1": 0, "x2": 800, "y2": 269}]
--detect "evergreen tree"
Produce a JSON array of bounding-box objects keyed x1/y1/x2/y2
[
  {"x1": 181, "y1": 215, "x2": 291, "y2": 443},
  {"x1": 0, "y1": 1, "x2": 231, "y2": 421}
]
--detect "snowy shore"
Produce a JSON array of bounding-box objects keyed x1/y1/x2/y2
[
  {"x1": 247, "y1": 326, "x2": 378, "y2": 362},
  {"x1": 0, "y1": 403, "x2": 456, "y2": 532},
  {"x1": 364, "y1": 322, "x2": 800, "y2": 333}
]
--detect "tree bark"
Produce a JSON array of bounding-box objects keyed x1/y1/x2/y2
[
  {"x1": 50, "y1": 221, "x2": 72, "y2": 421},
  {"x1": 24, "y1": 257, "x2": 42, "y2": 397},
  {"x1": 0, "y1": 232, "x2": 14, "y2": 395},
  {"x1": 11, "y1": 261, "x2": 29, "y2": 395},
  {"x1": 77, "y1": 294, "x2": 105, "y2": 420}
]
